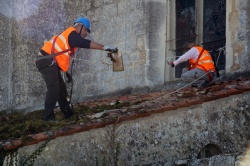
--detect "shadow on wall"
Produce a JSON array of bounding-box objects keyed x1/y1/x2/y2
[
  {"x1": 3, "y1": 0, "x2": 69, "y2": 44},
  {"x1": 0, "y1": 11, "x2": 12, "y2": 111}
]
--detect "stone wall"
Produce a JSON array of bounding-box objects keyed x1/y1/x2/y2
[
  {"x1": 237, "y1": 0, "x2": 250, "y2": 71},
  {"x1": 0, "y1": 0, "x2": 166, "y2": 112},
  {"x1": 1, "y1": 0, "x2": 250, "y2": 115},
  {"x1": 226, "y1": 0, "x2": 250, "y2": 72},
  {"x1": 14, "y1": 92, "x2": 250, "y2": 165},
  {"x1": 0, "y1": 1, "x2": 13, "y2": 111}
]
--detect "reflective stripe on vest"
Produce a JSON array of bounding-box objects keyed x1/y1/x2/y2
[
  {"x1": 41, "y1": 27, "x2": 77, "y2": 72},
  {"x1": 189, "y1": 46, "x2": 215, "y2": 72}
]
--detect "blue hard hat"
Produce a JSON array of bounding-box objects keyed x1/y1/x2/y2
[{"x1": 74, "y1": 17, "x2": 91, "y2": 33}]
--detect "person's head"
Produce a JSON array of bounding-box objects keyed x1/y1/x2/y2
[
  {"x1": 74, "y1": 17, "x2": 91, "y2": 38},
  {"x1": 184, "y1": 42, "x2": 196, "y2": 52}
]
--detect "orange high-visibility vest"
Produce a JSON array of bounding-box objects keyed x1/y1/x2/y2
[
  {"x1": 42, "y1": 27, "x2": 77, "y2": 72},
  {"x1": 189, "y1": 46, "x2": 215, "y2": 73}
]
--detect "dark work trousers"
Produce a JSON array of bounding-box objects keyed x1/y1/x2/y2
[{"x1": 36, "y1": 59, "x2": 74, "y2": 121}]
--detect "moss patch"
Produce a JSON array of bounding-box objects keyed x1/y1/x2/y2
[{"x1": 0, "y1": 101, "x2": 139, "y2": 141}]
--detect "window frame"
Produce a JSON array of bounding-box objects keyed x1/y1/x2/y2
[{"x1": 165, "y1": 0, "x2": 230, "y2": 82}]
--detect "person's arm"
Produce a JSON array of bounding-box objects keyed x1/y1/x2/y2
[
  {"x1": 68, "y1": 31, "x2": 116, "y2": 52},
  {"x1": 173, "y1": 47, "x2": 199, "y2": 66},
  {"x1": 89, "y1": 41, "x2": 104, "y2": 50},
  {"x1": 68, "y1": 31, "x2": 92, "y2": 48}
]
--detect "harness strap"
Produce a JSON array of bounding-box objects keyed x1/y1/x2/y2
[
  {"x1": 197, "y1": 65, "x2": 213, "y2": 81},
  {"x1": 189, "y1": 48, "x2": 205, "y2": 70},
  {"x1": 189, "y1": 48, "x2": 213, "y2": 81},
  {"x1": 35, "y1": 49, "x2": 73, "y2": 62},
  {"x1": 36, "y1": 35, "x2": 73, "y2": 62},
  {"x1": 195, "y1": 48, "x2": 205, "y2": 66}
]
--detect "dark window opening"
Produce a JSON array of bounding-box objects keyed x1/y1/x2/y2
[
  {"x1": 203, "y1": 0, "x2": 226, "y2": 73},
  {"x1": 197, "y1": 144, "x2": 223, "y2": 159},
  {"x1": 175, "y1": 0, "x2": 226, "y2": 78},
  {"x1": 175, "y1": 0, "x2": 196, "y2": 78}
]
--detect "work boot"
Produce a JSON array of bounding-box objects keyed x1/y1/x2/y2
[
  {"x1": 44, "y1": 116, "x2": 56, "y2": 122},
  {"x1": 43, "y1": 110, "x2": 56, "y2": 122},
  {"x1": 191, "y1": 84, "x2": 198, "y2": 88},
  {"x1": 65, "y1": 111, "x2": 74, "y2": 119},
  {"x1": 44, "y1": 119, "x2": 57, "y2": 123},
  {"x1": 197, "y1": 80, "x2": 210, "y2": 89},
  {"x1": 61, "y1": 106, "x2": 74, "y2": 119}
]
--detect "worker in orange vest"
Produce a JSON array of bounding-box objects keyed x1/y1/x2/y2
[
  {"x1": 35, "y1": 17, "x2": 117, "y2": 121},
  {"x1": 169, "y1": 42, "x2": 216, "y2": 88}
]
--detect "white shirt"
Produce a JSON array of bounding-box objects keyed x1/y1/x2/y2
[{"x1": 173, "y1": 47, "x2": 200, "y2": 66}]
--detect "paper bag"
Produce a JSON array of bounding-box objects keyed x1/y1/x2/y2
[{"x1": 113, "y1": 50, "x2": 124, "y2": 72}]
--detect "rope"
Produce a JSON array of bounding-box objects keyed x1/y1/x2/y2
[
  {"x1": 68, "y1": 46, "x2": 225, "y2": 101},
  {"x1": 68, "y1": 59, "x2": 75, "y2": 112},
  {"x1": 163, "y1": 71, "x2": 210, "y2": 96},
  {"x1": 164, "y1": 46, "x2": 226, "y2": 60},
  {"x1": 211, "y1": 46, "x2": 225, "y2": 66}
]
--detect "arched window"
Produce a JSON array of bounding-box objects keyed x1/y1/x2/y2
[{"x1": 197, "y1": 144, "x2": 223, "y2": 159}]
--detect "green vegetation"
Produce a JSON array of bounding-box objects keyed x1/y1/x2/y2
[
  {"x1": 0, "y1": 101, "x2": 132, "y2": 141},
  {"x1": 0, "y1": 100, "x2": 141, "y2": 165}
]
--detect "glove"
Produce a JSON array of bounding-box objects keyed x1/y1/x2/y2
[
  {"x1": 169, "y1": 61, "x2": 175, "y2": 68},
  {"x1": 103, "y1": 45, "x2": 118, "y2": 53},
  {"x1": 66, "y1": 72, "x2": 72, "y2": 83}
]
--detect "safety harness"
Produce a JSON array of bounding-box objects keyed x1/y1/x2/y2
[
  {"x1": 36, "y1": 34, "x2": 75, "y2": 112},
  {"x1": 36, "y1": 35, "x2": 74, "y2": 62},
  {"x1": 188, "y1": 48, "x2": 213, "y2": 81}
]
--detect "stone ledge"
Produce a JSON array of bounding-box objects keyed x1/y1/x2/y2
[{"x1": 1, "y1": 78, "x2": 250, "y2": 150}]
